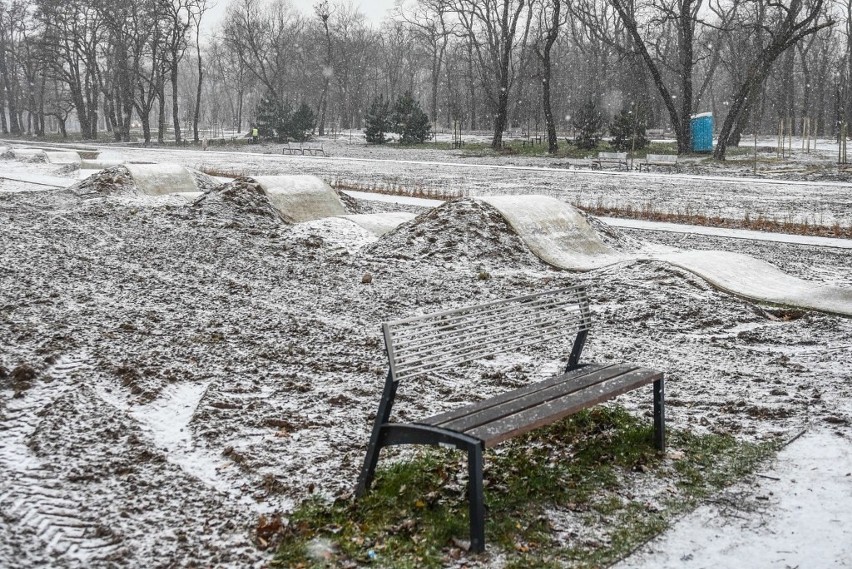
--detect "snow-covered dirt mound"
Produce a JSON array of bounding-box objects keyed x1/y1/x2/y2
[
  {"x1": 368, "y1": 198, "x2": 546, "y2": 270},
  {"x1": 67, "y1": 165, "x2": 137, "y2": 196},
  {"x1": 339, "y1": 212, "x2": 417, "y2": 236},
  {"x1": 251, "y1": 175, "x2": 348, "y2": 223},
  {"x1": 6, "y1": 148, "x2": 48, "y2": 163},
  {"x1": 191, "y1": 177, "x2": 284, "y2": 226},
  {"x1": 287, "y1": 216, "x2": 380, "y2": 254}
]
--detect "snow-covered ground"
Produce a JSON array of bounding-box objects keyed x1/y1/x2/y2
[{"x1": 1, "y1": 145, "x2": 851, "y2": 567}]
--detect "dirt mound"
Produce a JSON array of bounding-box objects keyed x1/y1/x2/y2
[
  {"x1": 191, "y1": 177, "x2": 284, "y2": 226},
  {"x1": 67, "y1": 166, "x2": 137, "y2": 197},
  {"x1": 189, "y1": 169, "x2": 219, "y2": 191},
  {"x1": 367, "y1": 198, "x2": 545, "y2": 270},
  {"x1": 578, "y1": 210, "x2": 646, "y2": 253},
  {"x1": 10, "y1": 149, "x2": 48, "y2": 163},
  {"x1": 335, "y1": 188, "x2": 361, "y2": 213}
]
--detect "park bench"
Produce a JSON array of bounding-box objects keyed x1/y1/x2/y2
[
  {"x1": 302, "y1": 142, "x2": 324, "y2": 156},
  {"x1": 282, "y1": 142, "x2": 303, "y2": 155},
  {"x1": 355, "y1": 286, "x2": 665, "y2": 553},
  {"x1": 591, "y1": 151, "x2": 629, "y2": 170},
  {"x1": 639, "y1": 154, "x2": 679, "y2": 172},
  {"x1": 281, "y1": 142, "x2": 325, "y2": 156}
]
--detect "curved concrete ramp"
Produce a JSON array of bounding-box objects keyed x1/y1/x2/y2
[
  {"x1": 44, "y1": 151, "x2": 82, "y2": 166},
  {"x1": 124, "y1": 163, "x2": 199, "y2": 196},
  {"x1": 660, "y1": 251, "x2": 852, "y2": 316},
  {"x1": 481, "y1": 195, "x2": 633, "y2": 270},
  {"x1": 482, "y1": 195, "x2": 852, "y2": 316},
  {"x1": 252, "y1": 175, "x2": 347, "y2": 223},
  {"x1": 340, "y1": 212, "x2": 417, "y2": 236}
]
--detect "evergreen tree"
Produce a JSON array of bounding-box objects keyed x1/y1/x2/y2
[
  {"x1": 572, "y1": 99, "x2": 603, "y2": 149},
  {"x1": 609, "y1": 106, "x2": 648, "y2": 151},
  {"x1": 364, "y1": 95, "x2": 391, "y2": 144},
  {"x1": 254, "y1": 92, "x2": 283, "y2": 139},
  {"x1": 287, "y1": 103, "x2": 316, "y2": 142},
  {"x1": 391, "y1": 92, "x2": 431, "y2": 144}
]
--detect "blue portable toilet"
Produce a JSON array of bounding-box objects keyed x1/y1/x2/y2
[{"x1": 691, "y1": 112, "x2": 713, "y2": 153}]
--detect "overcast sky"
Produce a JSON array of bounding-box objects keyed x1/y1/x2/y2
[{"x1": 202, "y1": 0, "x2": 399, "y2": 35}]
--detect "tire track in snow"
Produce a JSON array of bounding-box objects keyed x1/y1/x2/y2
[{"x1": 0, "y1": 352, "x2": 125, "y2": 566}]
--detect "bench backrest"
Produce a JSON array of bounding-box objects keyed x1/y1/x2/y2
[
  {"x1": 598, "y1": 152, "x2": 627, "y2": 160},
  {"x1": 645, "y1": 154, "x2": 678, "y2": 163},
  {"x1": 382, "y1": 286, "x2": 591, "y2": 383}
]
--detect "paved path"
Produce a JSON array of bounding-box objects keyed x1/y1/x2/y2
[{"x1": 616, "y1": 428, "x2": 852, "y2": 569}]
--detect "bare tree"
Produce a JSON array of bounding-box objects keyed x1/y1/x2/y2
[
  {"x1": 315, "y1": 0, "x2": 332, "y2": 135},
  {"x1": 453, "y1": 0, "x2": 532, "y2": 149},
  {"x1": 191, "y1": 0, "x2": 208, "y2": 142},
  {"x1": 713, "y1": 0, "x2": 832, "y2": 159},
  {"x1": 534, "y1": 0, "x2": 564, "y2": 153},
  {"x1": 397, "y1": 0, "x2": 455, "y2": 129}
]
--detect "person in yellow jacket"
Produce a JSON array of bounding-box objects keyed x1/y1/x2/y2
[{"x1": 251, "y1": 127, "x2": 259, "y2": 143}]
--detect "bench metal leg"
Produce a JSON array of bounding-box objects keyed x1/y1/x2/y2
[
  {"x1": 653, "y1": 378, "x2": 665, "y2": 451},
  {"x1": 467, "y1": 443, "x2": 485, "y2": 553},
  {"x1": 355, "y1": 374, "x2": 397, "y2": 497}
]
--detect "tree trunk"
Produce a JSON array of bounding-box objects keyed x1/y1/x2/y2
[
  {"x1": 491, "y1": 75, "x2": 510, "y2": 149},
  {"x1": 171, "y1": 61, "x2": 182, "y2": 143},
  {"x1": 139, "y1": 109, "x2": 152, "y2": 143},
  {"x1": 540, "y1": 0, "x2": 561, "y2": 154},
  {"x1": 1, "y1": 53, "x2": 21, "y2": 134},
  {"x1": 193, "y1": 35, "x2": 202, "y2": 142},
  {"x1": 157, "y1": 83, "x2": 166, "y2": 143}
]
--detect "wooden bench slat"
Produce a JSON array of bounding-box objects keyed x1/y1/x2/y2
[
  {"x1": 421, "y1": 363, "x2": 616, "y2": 426},
  {"x1": 467, "y1": 367, "x2": 662, "y2": 447},
  {"x1": 429, "y1": 364, "x2": 635, "y2": 433}
]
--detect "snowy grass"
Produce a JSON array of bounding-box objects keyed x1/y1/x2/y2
[{"x1": 270, "y1": 407, "x2": 777, "y2": 568}]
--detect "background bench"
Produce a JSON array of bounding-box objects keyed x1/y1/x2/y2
[
  {"x1": 591, "y1": 151, "x2": 628, "y2": 170},
  {"x1": 281, "y1": 142, "x2": 325, "y2": 156},
  {"x1": 639, "y1": 154, "x2": 679, "y2": 172},
  {"x1": 355, "y1": 286, "x2": 665, "y2": 552}
]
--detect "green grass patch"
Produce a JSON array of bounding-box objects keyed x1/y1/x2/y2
[{"x1": 271, "y1": 407, "x2": 777, "y2": 568}]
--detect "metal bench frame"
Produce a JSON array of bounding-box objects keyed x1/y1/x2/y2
[
  {"x1": 281, "y1": 142, "x2": 325, "y2": 156},
  {"x1": 355, "y1": 286, "x2": 665, "y2": 553},
  {"x1": 591, "y1": 151, "x2": 629, "y2": 170}
]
